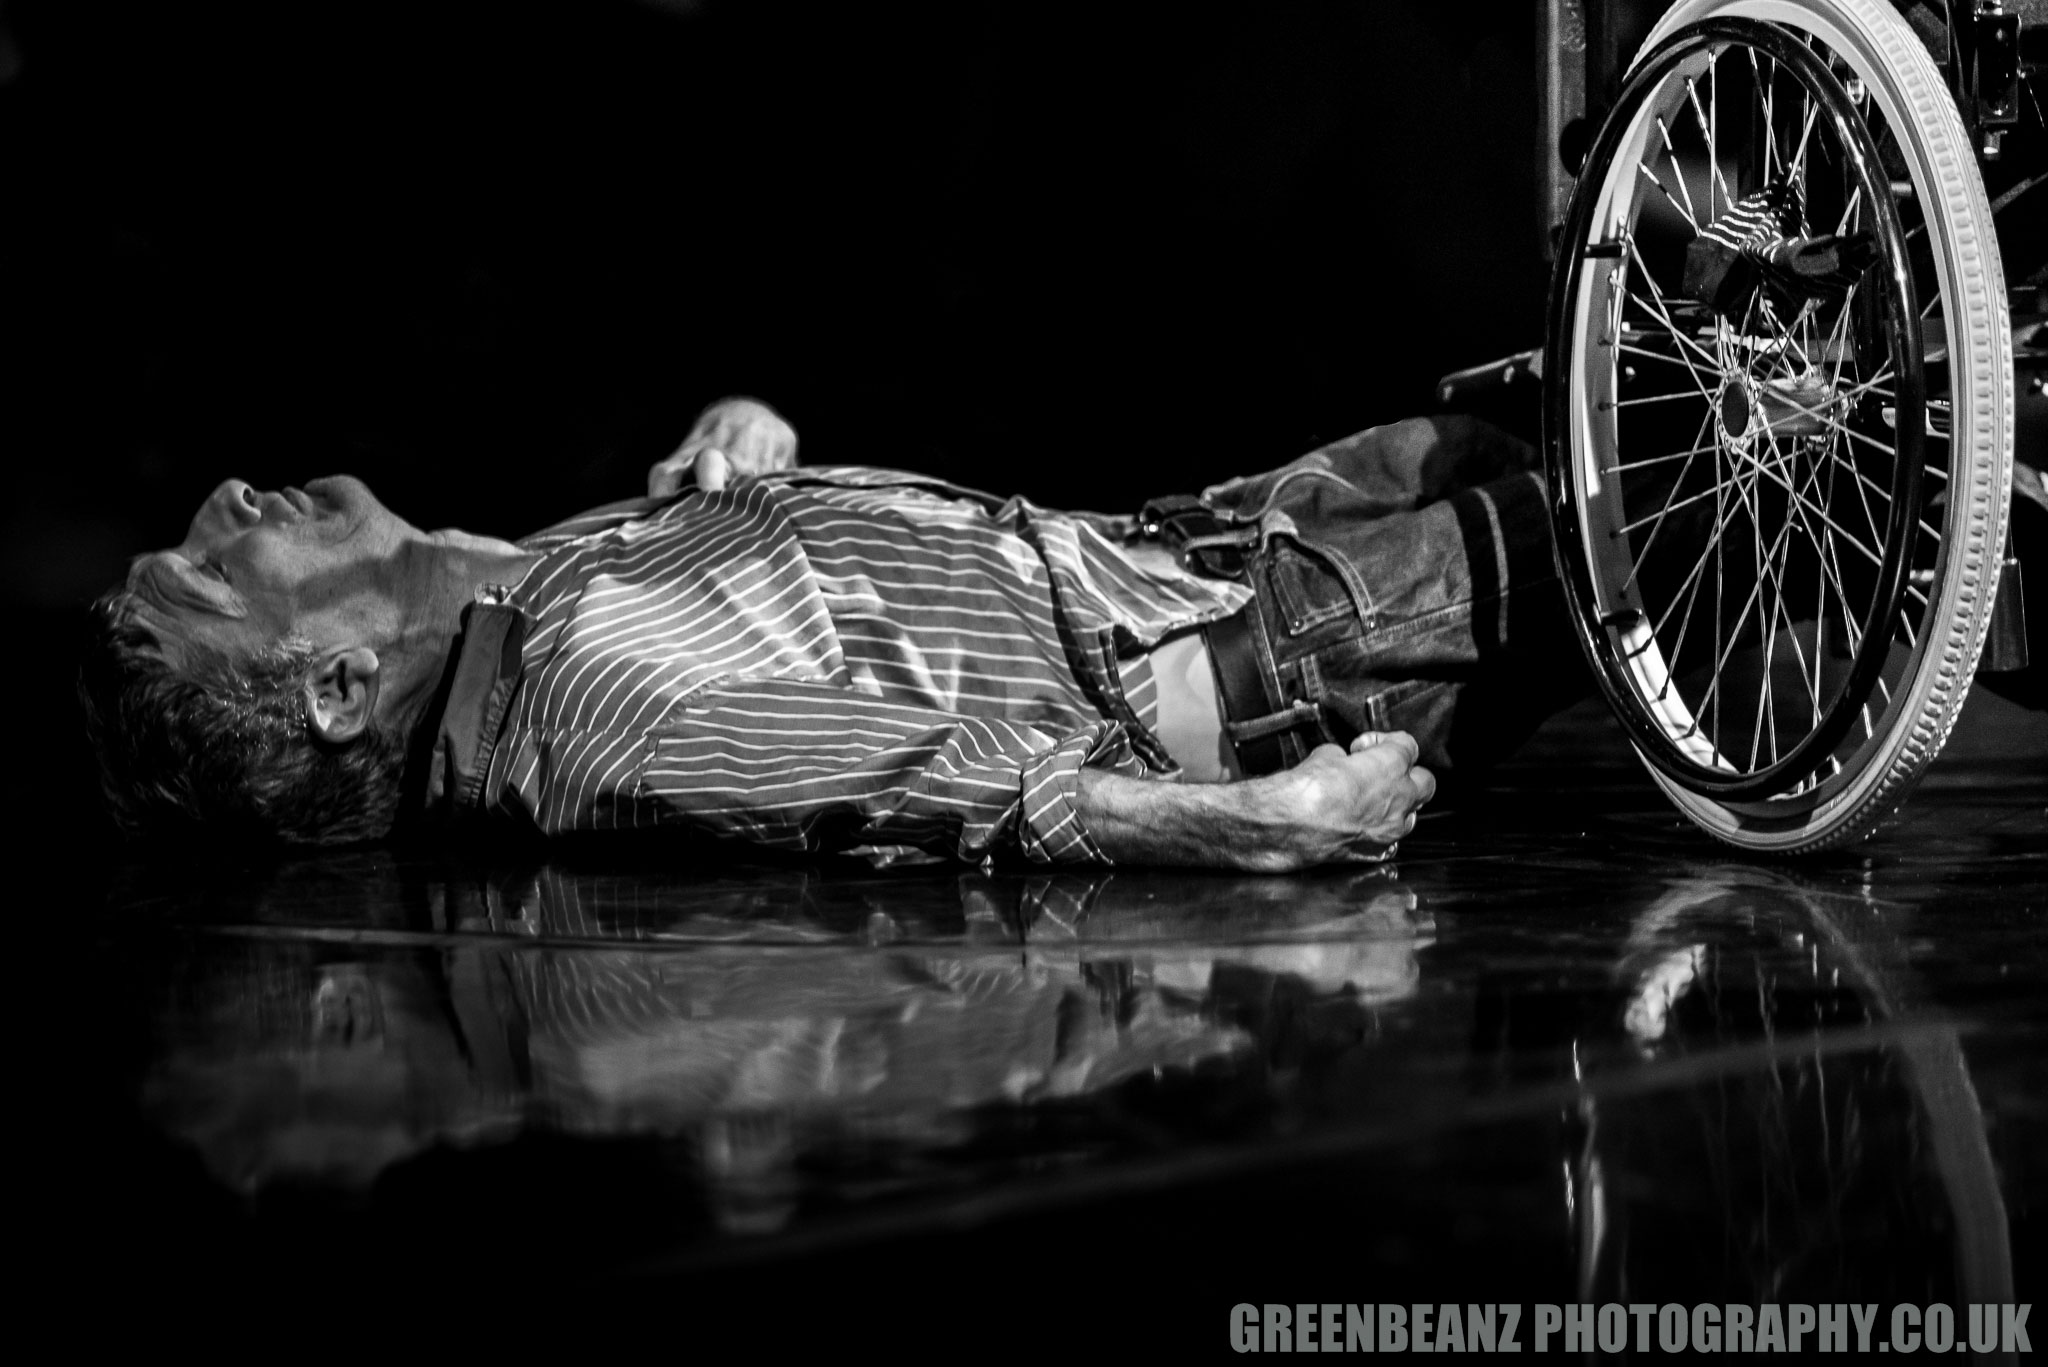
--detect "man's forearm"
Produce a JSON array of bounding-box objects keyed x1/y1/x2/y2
[
  {"x1": 1072, "y1": 736, "x2": 1434, "y2": 871},
  {"x1": 1075, "y1": 770, "x2": 1300, "y2": 871}
]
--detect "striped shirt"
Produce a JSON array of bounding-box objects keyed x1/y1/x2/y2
[{"x1": 428, "y1": 468, "x2": 1251, "y2": 864}]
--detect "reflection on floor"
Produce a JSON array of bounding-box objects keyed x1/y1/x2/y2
[{"x1": 81, "y1": 688, "x2": 2047, "y2": 1344}]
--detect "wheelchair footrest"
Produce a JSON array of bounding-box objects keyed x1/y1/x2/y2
[{"x1": 1435, "y1": 348, "x2": 1544, "y2": 407}]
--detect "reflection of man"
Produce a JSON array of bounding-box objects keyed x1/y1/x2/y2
[
  {"x1": 82, "y1": 400, "x2": 1579, "y2": 867},
  {"x1": 145, "y1": 864, "x2": 1427, "y2": 1209}
]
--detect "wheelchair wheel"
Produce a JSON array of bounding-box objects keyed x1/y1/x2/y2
[{"x1": 1544, "y1": 0, "x2": 2015, "y2": 852}]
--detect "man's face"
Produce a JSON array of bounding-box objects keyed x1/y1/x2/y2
[{"x1": 128, "y1": 475, "x2": 419, "y2": 660}]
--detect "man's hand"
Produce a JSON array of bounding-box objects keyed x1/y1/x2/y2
[
  {"x1": 648, "y1": 397, "x2": 799, "y2": 497},
  {"x1": 1075, "y1": 730, "x2": 1436, "y2": 870},
  {"x1": 1261, "y1": 731, "x2": 1437, "y2": 865}
]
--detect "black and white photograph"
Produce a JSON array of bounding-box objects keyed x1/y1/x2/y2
[{"x1": 7, "y1": 0, "x2": 2046, "y2": 1354}]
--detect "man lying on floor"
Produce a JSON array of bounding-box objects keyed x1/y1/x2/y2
[{"x1": 80, "y1": 400, "x2": 1587, "y2": 869}]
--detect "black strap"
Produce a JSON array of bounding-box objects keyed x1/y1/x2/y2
[
  {"x1": 1138, "y1": 495, "x2": 1327, "y2": 775},
  {"x1": 1202, "y1": 598, "x2": 1299, "y2": 775},
  {"x1": 1139, "y1": 494, "x2": 1254, "y2": 581}
]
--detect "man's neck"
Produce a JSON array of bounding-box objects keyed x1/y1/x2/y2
[{"x1": 379, "y1": 531, "x2": 540, "y2": 738}]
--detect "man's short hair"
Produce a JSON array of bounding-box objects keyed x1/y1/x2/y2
[{"x1": 79, "y1": 589, "x2": 408, "y2": 844}]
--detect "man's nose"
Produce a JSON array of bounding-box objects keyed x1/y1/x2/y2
[{"x1": 207, "y1": 479, "x2": 263, "y2": 529}]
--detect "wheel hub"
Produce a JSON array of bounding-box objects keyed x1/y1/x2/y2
[
  {"x1": 1716, "y1": 370, "x2": 1841, "y2": 459},
  {"x1": 1717, "y1": 380, "x2": 1754, "y2": 446},
  {"x1": 1757, "y1": 374, "x2": 1839, "y2": 439}
]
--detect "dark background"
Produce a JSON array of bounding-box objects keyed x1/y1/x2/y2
[
  {"x1": 13, "y1": 9, "x2": 2047, "y2": 1348},
  {"x1": 1, "y1": 0, "x2": 1547, "y2": 848}
]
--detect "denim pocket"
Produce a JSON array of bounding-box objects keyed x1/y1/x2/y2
[{"x1": 1266, "y1": 540, "x2": 1357, "y2": 636}]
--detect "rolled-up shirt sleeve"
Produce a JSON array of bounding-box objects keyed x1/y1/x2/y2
[{"x1": 634, "y1": 678, "x2": 1146, "y2": 863}]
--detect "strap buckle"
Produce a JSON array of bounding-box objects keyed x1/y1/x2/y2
[{"x1": 1138, "y1": 495, "x2": 1255, "y2": 581}]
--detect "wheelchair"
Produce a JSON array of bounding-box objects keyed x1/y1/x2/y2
[{"x1": 1448, "y1": 0, "x2": 2044, "y2": 851}]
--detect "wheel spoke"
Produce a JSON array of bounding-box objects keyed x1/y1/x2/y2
[
  {"x1": 1822, "y1": 367, "x2": 1900, "y2": 411},
  {"x1": 1624, "y1": 430, "x2": 1722, "y2": 589},
  {"x1": 1637, "y1": 161, "x2": 1699, "y2": 227},
  {"x1": 1650, "y1": 483, "x2": 1725, "y2": 678},
  {"x1": 1713, "y1": 437, "x2": 1728, "y2": 754},
  {"x1": 1641, "y1": 419, "x2": 1723, "y2": 638},
  {"x1": 1653, "y1": 115, "x2": 1701, "y2": 227},
  {"x1": 1830, "y1": 434, "x2": 1900, "y2": 503},
  {"x1": 1833, "y1": 183, "x2": 1863, "y2": 237},
  {"x1": 1761, "y1": 451, "x2": 1823, "y2": 727},
  {"x1": 1616, "y1": 342, "x2": 1712, "y2": 374},
  {"x1": 1787, "y1": 428, "x2": 1883, "y2": 680},
  {"x1": 1689, "y1": 442, "x2": 1778, "y2": 749},
  {"x1": 1810, "y1": 462, "x2": 1833, "y2": 720},
  {"x1": 1623, "y1": 260, "x2": 1724, "y2": 375},
  {"x1": 1826, "y1": 440, "x2": 1889, "y2": 557},
  {"x1": 1608, "y1": 390, "x2": 1710, "y2": 410},
  {"x1": 1818, "y1": 278, "x2": 1863, "y2": 395},
  {"x1": 1613, "y1": 476, "x2": 1731, "y2": 535},
  {"x1": 1764, "y1": 469, "x2": 1823, "y2": 728},
  {"x1": 1744, "y1": 436, "x2": 1843, "y2": 766},
  {"x1": 1820, "y1": 339, "x2": 1885, "y2": 416},
  {"x1": 1685, "y1": 72, "x2": 1733, "y2": 215},
  {"x1": 1811, "y1": 505, "x2": 1863, "y2": 657},
  {"x1": 1753, "y1": 288, "x2": 1815, "y2": 376},
  {"x1": 1832, "y1": 419, "x2": 1907, "y2": 466},
  {"x1": 1626, "y1": 296, "x2": 1723, "y2": 379},
  {"x1": 1602, "y1": 436, "x2": 1719, "y2": 476},
  {"x1": 1750, "y1": 47, "x2": 1777, "y2": 182},
  {"x1": 1747, "y1": 462, "x2": 1806, "y2": 770},
  {"x1": 1739, "y1": 440, "x2": 1779, "y2": 770},
  {"x1": 1745, "y1": 455, "x2": 1885, "y2": 568},
  {"x1": 1686, "y1": 564, "x2": 1772, "y2": 743},
  {"x1": 1787, "y1": 93, "x2": 1821, "y2": 186},
  {"x1": 1819, "y1": 435, "x2": 1897, "y2": 528},
  {"x1": 1808, "y1": 453, "x2": 1878, "y2": 748}
]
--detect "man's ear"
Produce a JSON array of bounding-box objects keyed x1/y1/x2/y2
[{"x1": 301, "y1": 646, "x2": 382, "y2": 744}]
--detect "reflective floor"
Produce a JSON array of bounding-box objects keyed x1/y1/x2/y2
[{"x1": 63, "y1": 689, "x2": 2048, "y2": 1346}]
